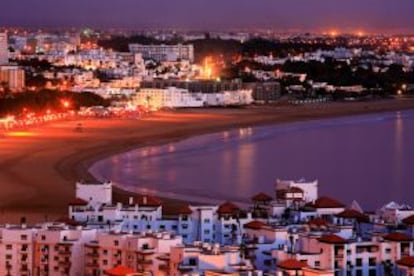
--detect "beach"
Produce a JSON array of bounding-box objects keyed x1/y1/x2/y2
[{"x1": 1, "y1": 98, "x2": 414, "y2": 224}]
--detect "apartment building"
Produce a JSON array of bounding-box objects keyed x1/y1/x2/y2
[{"x1": 128, "y1": 44, "x2": 194, "y2": 62}]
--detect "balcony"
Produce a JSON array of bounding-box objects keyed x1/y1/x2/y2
[
  {"x1": 178, "y1": 263, "x2": 195, "y2": 272},
  {"x1": 86, "y1": 252, "x2": 99, "y2": 258},
  {"x1": 59, "y1": 250, "x2": 72, "y2": 256},
  {"x1": 159, "y1": 264, "x2": 169, "y2": 271},
  {"x1": 136, "y1": 248, "x2": 155, "y2": 255}
]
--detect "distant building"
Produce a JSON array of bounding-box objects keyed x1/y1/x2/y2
[
  {"x1": 128, "y1": 44, "x2": 194, "y2": 62},
  {"x1": 0, "y1": 33, "x2": 8, "y2": 65},
  {"x1": 0, "y1": 64, "x2": 25, "y2": 92},
  {"x1": 141, "y1": 79, "x2": 243, "y2": 94},
  {"x1": 135, "y1": 87, "x2": 205, "y2": 109},
  {"x1": 141, "y1": 79, "x2": 281, "y2": 103}
]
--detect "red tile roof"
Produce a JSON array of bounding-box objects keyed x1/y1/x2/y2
[
  {"x1": 68, "y1": 198, "x2": 88, "y2": 206},
  {"x1": 105, "y1": 265, "x2": 135, "y2": 276},
  {"x1": 135, "y1": 195, "x2": 162, "y2": 207},
  {"x1": 252, "y1": 192, "x2": 273, "y2": 202},
  {"x1": 278, "y1": 259, "x2": 307, "y2": 270},
  {"x1": 54, "y1": 217, "x2": 83, "y2": 227},
  {"x1": 178, "y1": 205, "x2": 193, "y2": 215},
  {"x1": 318, "y1": 234, "x2": 347, "y2": 244},
  {"x1": 383, "y1": 232, "x2": 413, "y2": 242},
  {"x1": 309, "y1": 196, "x2": 345, "y2": 209},
  {"x1": 244, "y1": 220, "x2": 269, "y2": 230},
  {"x1": 402, "y1": 215, "x2": 414, "y2": 225},
  {"x1": 217, "y1": 201, "x2": 240, "y2": 214},
  {"x1": 306, "y1": 217, "x2": 329, "y2": 227},
  {"x1": 397, "y1": 256, "x2": 414, "y2": 267},
  {"x1": 336, "y1": 209, "x2": 369, "y2": 221}
]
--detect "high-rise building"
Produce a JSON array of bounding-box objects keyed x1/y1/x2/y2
[
  {"x1": 0, "y1": 33, "x2": 8, "y2": 65},
  {"x1": 0, "y1": 65, "x2": 25, "y2": 92}
]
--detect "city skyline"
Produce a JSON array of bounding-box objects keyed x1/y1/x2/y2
[{"x1": 1, "y1": 0, "x2": 414, "y2": 33}]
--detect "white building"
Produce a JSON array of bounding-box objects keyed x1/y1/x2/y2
[
  {"x1": 0, "y1": 32, "x2": 8, "y2": 65},
  {"x1": 134, "y1": 87, "x2": 205, "y2": 109},
  {"x1": 129, "y1": 44, "x2": 194, "y2": 62}
]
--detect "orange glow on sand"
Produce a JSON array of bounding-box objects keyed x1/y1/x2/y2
[{"x1": 6, "y1": 131, "x2": 36, "y2": 137}]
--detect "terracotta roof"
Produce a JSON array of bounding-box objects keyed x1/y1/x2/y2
[
  {"x1": 178, "y1": 205, "x2": 193, "y2": 215},
  {"x1": 252, "y1": 192, "x2": 273, "y2": 202},
  {"x1": 402, "y1": 215, "x2": 414, "y2": 225},
  {"x1": 306, "y1": 217, "x2": 329, "y2": 227},
  {"x1": 135, "y1": 195, "x2": 162, "y2": 207},
  {"x1": 54, "y1": 217, "x2": 84, "y2": 227},
  {"x1": 278, "y1": 259, "x2": 307, "y2": 270},
  {"x1": 309, "y1": 196, "x2": 345, "y2": 209},
  {"x1": 383, "y1": 232, "x2": 413, "y2": 242},
  {"x1": 244, "y1": 220, "x2": 268, "y2": 230},
  {"x1": 318, "y1": 234, "x2": 347, "y2": 244},
  {"x1": 105, "y1": 265, "x2": 135, "y2": 276},
  {"x1": 336, "y1": 209, "x2": 369, "y2": 221},
  {"x1": 217, "y1": 201, "x2": 240, "y2": 214},
  {"x1": 397, "y1": 256, "x2": 414, "y2": 268},
  {"x1": 68, "y1": 198, "x2": 88, "y2": 206}
]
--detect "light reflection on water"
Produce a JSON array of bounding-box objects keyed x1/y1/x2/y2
[{"x1": 90, "y1": 110, "x2": 414, "y2": 210}]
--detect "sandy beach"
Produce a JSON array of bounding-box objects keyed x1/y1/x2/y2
[{"x1": 1, "y1": 98, "x2": 414, "y2": 224}]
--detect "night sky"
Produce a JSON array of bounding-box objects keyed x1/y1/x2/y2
[{"x1": 1, "y1": 0, "x2": 414, "y2": 32}]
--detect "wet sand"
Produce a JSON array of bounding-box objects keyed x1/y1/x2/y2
[{"x1": 1, "y1": 98, "x2": 414, "y2": 224}]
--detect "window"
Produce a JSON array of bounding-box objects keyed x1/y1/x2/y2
[
  {"x1": 369, "y1": 258, "x2": 376, "y2": 266},
  {"x1": 103, "y1": 260, "x2": 108, "y2": 265},
  {"x1": 114, "y1": 240, "x2": 119, "y2": 246},
  {"x1": 41, "y1": 235, "x2": 46, "y2": 241},
  {"x1": 385, "y1": 248, "x2": 391, "y2": 254},
  {"x1": 159, "y1": 225, "x2": 166, "y2": 230},
  {"x1": 6, "y1": 245, "x2": 12, "y2": 250},
  {"x1": 369, "y1": 269, "x2": 376, "y2": 276},
  {"x1": 356, "y1": 258, "x2": 362, "y2": 267},
  {"x1": 21, "y1": 235, "x2": 28, "y2": 241},
  {"x1": 172, "y1": 225, "x2": 178, "y2": 230},
  {"x1": 5, "y1": 255, "x2": 12, "y2": 260},
  {"x1": 355, "y1": 269, "x2": 362, "y2": 276},
  {"x1": 264, "y1": 259, "x2": 272, "y2": 266},
  {"x1": 204, "y1": 219, "x2": 210, "y2": 223},
  {"x1": 181, "y1": 224, "x2": 188, "y2": 229},
  {"x1": 204, "y1": 230, "x2": 210, "y2": 234},
  {"x1": 189, "y1": 258, "x2": 197, "y2": 266},
  {"x1": 315, "y1": 261, "x2": 320, "y2": 267},
  {"x1": 103, "y1": 250, "x2": 108, "y2": 255}
]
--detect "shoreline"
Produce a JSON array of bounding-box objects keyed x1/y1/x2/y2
[{"x1": 1, "y1": 98, "x2": 414, "y2": 223}]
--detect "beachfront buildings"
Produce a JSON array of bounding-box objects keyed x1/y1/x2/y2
[
  {"x1": 3, "y1": 178, "x2": 414, "y2": 275},
  {"x1": 128, "y1": 44, "x2": 195, "y2": 62},
  {"x1": 133, "y1": 87, "x2": 254, "y2": 109}
]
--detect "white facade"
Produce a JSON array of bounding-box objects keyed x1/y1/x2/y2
[
  {"x1": 276, "y1": 178, "x2": 318, "y2": 203},
  {"x1": 0, "y1": 33, "x2": 8, "y2": 65},
  {"x1": 129, "y1": 44, "x2": 194, "y2": 62},
  {"x1": 135, "y1": 87, "x2": 205, "y2": 109},
  {"x1": 75, "y1": 181, "x2": 112, "y2": 205}
]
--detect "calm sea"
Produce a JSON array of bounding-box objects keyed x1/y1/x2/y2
[{"x1": 89, "y1": 110, "x2": 414, "y2": 211}]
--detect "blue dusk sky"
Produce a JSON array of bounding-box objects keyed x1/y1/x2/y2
[{"x1": 1, "y1": 0, "x2": 413, "y2": 32}]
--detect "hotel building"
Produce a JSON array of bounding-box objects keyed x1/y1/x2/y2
[{"x1": 128, "y1": 44, "x2": 194, "y2": 62}]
